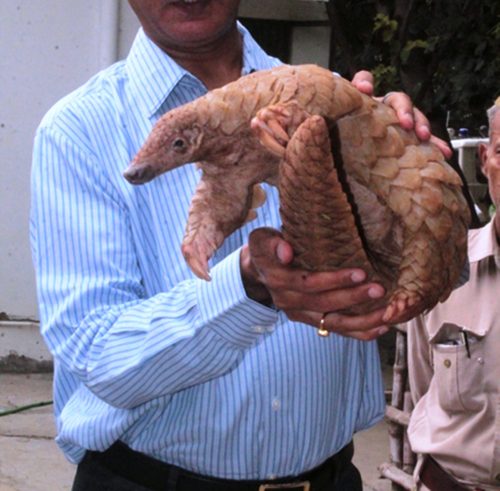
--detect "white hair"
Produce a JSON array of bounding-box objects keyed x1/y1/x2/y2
[{"x1": 486, "y1": 97, "x2": 500, "y2": 137}]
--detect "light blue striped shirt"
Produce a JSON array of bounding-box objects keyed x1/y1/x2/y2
[{"x1": 30, "y1": 25, "x2": 385, "y2": 480}]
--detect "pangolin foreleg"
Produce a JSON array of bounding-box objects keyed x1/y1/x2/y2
[{"x1": 182, "y1": 177, "x2": 265, "y2": 280}]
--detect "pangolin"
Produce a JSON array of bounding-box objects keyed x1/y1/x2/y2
[{"x1": 124, "y1": 64, "x2": 470, "y2": 324}]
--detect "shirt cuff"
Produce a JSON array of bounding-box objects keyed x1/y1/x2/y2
[{"x1": 196, "y1": 248, "x2": 278, "y2": 348}]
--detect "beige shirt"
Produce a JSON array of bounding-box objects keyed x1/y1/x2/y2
[{"x1": 407, "y1": 218, "x2": 500, "y2": 490}]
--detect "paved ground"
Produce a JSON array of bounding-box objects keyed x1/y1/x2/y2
[
  {"x1": 0, "y1": 372, "x2": 394, "y2": 491},
  {"x1": 0, "y1": 373, "x2": 74, "y2": 491}
]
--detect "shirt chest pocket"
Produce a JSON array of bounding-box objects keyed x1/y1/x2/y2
[{"x1": 431, "y1": 323, "x2": 487, "y2": 413}]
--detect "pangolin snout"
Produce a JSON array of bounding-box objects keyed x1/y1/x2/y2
[{"x1": 123, "y1": 162, "x2": 158, "y2": 184}]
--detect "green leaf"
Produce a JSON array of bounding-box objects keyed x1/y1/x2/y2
[{"x1": 400, "y1": 39, "x2": 430, "y2": 64}]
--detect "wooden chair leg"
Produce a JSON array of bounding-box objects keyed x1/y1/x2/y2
[{"x1": 378, "y1": 327, "x2": 416, "y2": 491}]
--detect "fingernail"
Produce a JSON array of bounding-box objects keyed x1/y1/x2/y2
[
  {"x1": 418, "y1": 125, "x2": 431, "y2": 138},
  {"x1": 276, "y1": 242, "x2": 287, "y2": 263},
  {"x1": 368, "y1": 285, "x2": 385, "y2": 298},
  {"x1": 351, "y1": 270, "x2": 366, "y2": 283},
  {"x1": 377, "y1": 326, "x2": 390, "y2": 336},
  {"x1": 401, "y1": 112, "x2": 413, "y2": 128}
]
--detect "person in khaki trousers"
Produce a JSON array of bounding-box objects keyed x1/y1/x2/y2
[{"x1": 407, "y1": 98, "x2": 500, "y2": 491}]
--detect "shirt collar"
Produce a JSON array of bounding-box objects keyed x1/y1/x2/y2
[
  {"x1": 126, "y1": 28, "x2": 190, "y2": 119},
  {"x1": 125, "y1": 23, "x2": 280, "y2": 120},
  {"x1": 467, "y1": 215, "x2": 500, "y2": 264}
]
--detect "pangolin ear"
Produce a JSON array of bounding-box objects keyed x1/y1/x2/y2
[{"x1": 192, "y1": 124, "x2": 204, "y2": 147}]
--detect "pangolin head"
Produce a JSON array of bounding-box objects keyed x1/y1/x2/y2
[{"x1": 124, "y1": 107, "x2": 203, "y2": 185}]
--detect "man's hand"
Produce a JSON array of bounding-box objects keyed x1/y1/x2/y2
[
  {"x1": 240, "y1": 228, "x2": 389, "y2": 341},
  {"x1": 351, "y1": 71, "x2": 452, "y2": 159}
]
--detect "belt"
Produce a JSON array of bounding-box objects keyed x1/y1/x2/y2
[
  {"x1": 420, "y1": 456, "x2": 483, "y2": 491},
  {"x1": 84, "y1": 440, "x2": 354, "y2": 491}
]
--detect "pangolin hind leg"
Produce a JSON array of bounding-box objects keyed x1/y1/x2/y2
[{"x1": 382, "y1": 229, "x2": 439, "y2": 323}]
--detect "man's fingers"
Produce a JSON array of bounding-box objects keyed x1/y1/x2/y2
[
  {"x1": 412, "y1": 106, "x2": 431, "y2": 141},
  {"x1": 316, "y1": 307, "x2": 387, "y2": 333},
  {"x1": 412, "y1": 107, "x2": 452, "y2": 158},
  {"x1": 247, "y1": 228, "x2": 389, "y2": 331},
  {"x1": 381, "y1": 91, "x2": 414, "y2": 130},
  {"x1": 273, "y1": 281, "x2": 385, "y2": 313},
  {"x1": 248, "y1": 227, "x2": 292, "y2": 266},
  {"x1": 288, "y1": 307, "x2": 389, "y2": 340},
  {"x1": 351, "y1": 70, "x2": 374, "y2": 96},
  {"x1": 381, "y1": 93, "x2": 453, "y2": 158},
  {"x1": 248, "y1": 229, "x2": 375, "y2": 294},
  {"x1": 279, "y1": 268, "x2": 369, "y2": 295},
  {"x1": 430, "y1": 135, "x2": 453, "y2": 159}
]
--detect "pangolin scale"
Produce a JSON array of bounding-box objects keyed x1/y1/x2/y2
[{"x1": 124, "y1": 64, "x2": 470, "y2": 324}]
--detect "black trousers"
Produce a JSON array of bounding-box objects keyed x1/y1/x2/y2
[{"x1": 72, "y1": 444, "x2": 363, "y2": 491}]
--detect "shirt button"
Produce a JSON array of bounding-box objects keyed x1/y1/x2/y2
[
  {"x1": 253, "y1": 325, "x2": 265, "y2": 333},
  {"x1": 272, "y1": 398, "x2": 281, "y2": 411},
  {"x1": 443, "y1": 359, "x2": 452, "y2": 368}
]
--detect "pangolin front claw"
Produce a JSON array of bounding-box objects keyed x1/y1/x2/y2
[
  {"x1": 251, "y1": 120, "x2": 286, "y2": 157},
  {"x1": 181, "y1": 241, "x2": 213, "y2": 281},
  {"x1": 252, "y1": 102, "x2": 311, "y2": 157}
]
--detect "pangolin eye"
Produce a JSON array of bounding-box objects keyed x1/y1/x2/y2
[{"x1": 172, "y1": 138, "x2": 186, "y2": 151}]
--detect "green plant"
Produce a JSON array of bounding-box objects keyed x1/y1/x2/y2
[{"x1": 327, "y1": 0, "x2": 500, "y2": 136}]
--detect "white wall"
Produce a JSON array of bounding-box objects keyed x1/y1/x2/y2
[
  {"x1": 0, "y1": 1, "x2": 138, "y2": 320},
  {"x1": 290, "y1": 26, "x2": 330, "y2": 68},
  {"x1": 0, "y1": 0, "x2": 329, "y2": 322}
]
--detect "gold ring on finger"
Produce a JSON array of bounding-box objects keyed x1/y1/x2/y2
[{"x1": 317, "y1": 313, "x2": 330, "y2": 337}]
